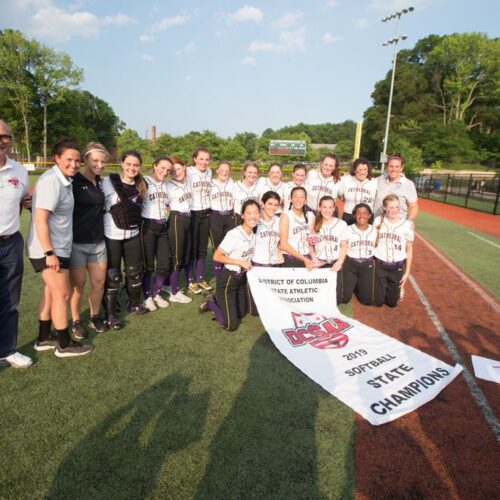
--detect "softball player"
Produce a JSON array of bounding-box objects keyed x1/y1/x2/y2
[
  {"x1": 165, "y1": 157, "x2": 192, "y2": 303},
  {"x1": 233, "y1": 161, "x2": 260, "y2": 225},
  {"x1": 304, "y1": 153, "x2": 340, "y2": 213},
  {"x1": 312, "y1": 196, "x2": 348, "y2": 272},
  {"x1": 209, "y1": 161, "x2": 236, "y2": 280},
  {"x1": 337, "y1": 203, "x2": 377, "y2": 305},
  {"x1": 141, "y1": 156, "x2": 172, "y2": 311},
  {"x1": 373, "y1": 194, "x2": 414, "y2": 307},
  {"x1": 283, "y1": 163, "x2": 307, "y2": 210},
  {"x1": 279, "y1": 187, "x2": 316, "y2": 269},
  {"x1": 199, "y1": 199, "x2": 260, "y2": 331},
  {"x1": 252, "y1": 191, "x2": 283, "y2": 267},
  {"x1": 257, "y1": 163, "x2": 286, "y2": 213},
  {"x1": 187, "y1": 147, "x2": 213, "y2": 294},
  {"x1": 337, "y1": 158, "x2": 377, "y2": 225}
]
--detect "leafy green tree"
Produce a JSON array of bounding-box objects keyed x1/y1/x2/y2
[
  {"x1": 219, "y1": 140, "x2": 247, "y2": 162},
  {"x1": 387, "y1": 136, "x2": 423, "y2": 175},
  {"x1": 233, "y1": 132, "x2": 258, "y2": 159},
  {"x1": 334, "y1": 140, "x2": 354, "y2": 161}
]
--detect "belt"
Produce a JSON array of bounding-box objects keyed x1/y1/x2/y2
[
  {"x1": 0, "y1": 232, "x2": 18, "y2": 241},
  {"x1": 251, "y1": 261, "x2": 282, "y2": 267},
  {"x1": 192, "y1": 209, "x2": 211, "y2": 216},
  {"x1": 348, "y1": 256, "x2": 373, "y2": 264},
  {"x1": 374, "y1": 256, "x2": 405, "y2": 269},
  {"x1": 144, "y1": 218, "x2": 168, "y2": 225},
  {"x1": 170, "y1": 211, "x2": 191, "y2": 217},
  {"x1": 211, "y1": 210, "x2": 234, "y2": 216}
]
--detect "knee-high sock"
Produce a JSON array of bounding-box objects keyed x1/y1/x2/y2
[
  {"x1": 163, "y1": 274, "x2": 170, "y2": 286},
  {"x1": 213, "y1": 262, "x2": 223, "y2": 281},
  {"x1": 152, "y1": 274, "x2": 166, "y2": 297},
  {"x1": 196, "y1": 258, "x2": 205, "y2": 283},
  {"x1": 186, "y1": 260, "x2": 195, "y2": 283},
  {"x1": 142, "y1": 273, "x2": 152, "y2": 298},
  {"x1": 207, "y1": 298, "x2": 225, "y2": 326},
  {"x1": 170, "y1": 270, "x2": 180, "y2": 295}
]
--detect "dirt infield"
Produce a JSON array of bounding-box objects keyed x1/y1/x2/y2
[
  {"x1": 353, "y1": 235, "x2": 500, "y2": 498},
  {"x1": 418, "y1": 198, "x2": 500, "y2": 237}
]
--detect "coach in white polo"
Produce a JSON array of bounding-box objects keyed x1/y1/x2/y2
[
  {"x1": 0, "y1": 120, "x2": 33, "y2": 368},
  {"x1": 373, "y1": 154, "x2": 419, "y2": 222}
]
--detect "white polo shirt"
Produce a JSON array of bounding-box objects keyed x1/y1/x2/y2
[
  {"x1": 0, "y1": 157, "x2": 29, "y2": 236},
  {"x1": 187, "y1": 166, "x2": 212, "y2": 211},
  {"x1": 373, "y1": 174, "x2": 417, "y2": 219},
  {"x1": 219, "y1": 226, "x2": 256, "y2": 272},
  {"x1": 26, "y1": 165, "x2": 74, "y2": 258}
]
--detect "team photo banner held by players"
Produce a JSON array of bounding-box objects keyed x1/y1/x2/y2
[{"x1": 247, "y1": 268, "x2": 463, "y2": 425}]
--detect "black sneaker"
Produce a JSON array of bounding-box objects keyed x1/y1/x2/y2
[
  {"x1": 71, "y1": 320, "x2": 89, "y2": 340},
  {"x1": 107, "y1": 316, "x2": 124, "y2": 330},
  {"x1": 33, "y1": 336, "x2": 59, "y2": 352},
  {"x1": 199, "y1": 301, "x2": 210, "y2": 313},
  {"x1": 127, "y1": 303, "x2": 149, "y2": 315},
  {"x1": 89, "y1": 315, "x2": 108, "y2": 333},
  {"x1": 55, "y1": 341, "x2": 93, "y2": 358}
]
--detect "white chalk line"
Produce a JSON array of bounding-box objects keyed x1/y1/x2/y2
[
  {"x1": 466, "y1": 231, "x2": 500, "y2": 250},
  {"x1": 409, "y1": 274, "x2": 500, "y2": 441},
  {"x1": 415, "y1": 232, "x2": 500, "y2": 314}
]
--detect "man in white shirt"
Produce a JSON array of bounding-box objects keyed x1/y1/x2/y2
[{"x1": 0, "y1": 120, "x2": 33, "y2": 368}]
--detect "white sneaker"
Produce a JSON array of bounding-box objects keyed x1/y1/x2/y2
[
  {"x1": 161, "y1": 285, "x2": 172, "y2": 294},
  {"x1": 144, "y1": 297, "x2": 157, "y2": 312},
  {"x1": 169, "y1": 291, "x2": 193, "y2": 304},
  {"x1": 0, "y1": 351, "x2": 33, "y2": 368},
  {"x1": 153, "y1": 295, "x2": 170, "y2": 308}
]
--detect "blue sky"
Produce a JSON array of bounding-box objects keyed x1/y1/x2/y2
[{"x1": 2, "y1": 0, "x2": 498, "y2": 138}]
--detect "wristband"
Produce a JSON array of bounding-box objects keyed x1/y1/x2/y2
[{"x1": 44, "y1": 249, "x2": 55, "y2": 256}]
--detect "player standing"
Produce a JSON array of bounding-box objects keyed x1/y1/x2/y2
[
  {"x1": 283, "y1": 163, "x2": 307, "y2": 210},
  {"x1": 233, "y1": 161, "x2": 260, "y2": 225},
  {"x1": 257, "y1": 163, "x2": 286, "y2": 213},
  {"x1": 304, "y1": 153, "x2": 340, "y2": 213}
]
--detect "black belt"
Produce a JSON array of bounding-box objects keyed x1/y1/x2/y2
[
  {"x1": 348, "y1": 256, "x2": 373, "y2": 264},
  {"x1": 192, "y1": 209, "x2": 211, "y2": 216},
  {"x1": 211, "y1": 210, "x2": 234, "y2": 216},
  {"x1": 144, "y1": 218, "x2": 168, "y2": 225},
  {"x1": 170, "y1": 211, "x2": 190, "y2": 217},
  {"x1": 374, "y1": 256, "x2": 405, "y2": 269},
  {"x1": 0, "y1": 232, "x2": 18, "y2": 241}
]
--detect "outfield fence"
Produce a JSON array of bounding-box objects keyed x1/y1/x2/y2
[{"x1": 412, "y1": 173, "x2": 500, "y2": 215}]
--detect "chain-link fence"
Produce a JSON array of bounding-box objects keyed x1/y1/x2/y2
[{"x1": 412, "y1": 173, "x2": 500, "y2": 215}]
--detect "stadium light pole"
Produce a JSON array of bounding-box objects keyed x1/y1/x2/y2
[{"x1": 380, "y1": 6, "x2": 414, "y2": 173}]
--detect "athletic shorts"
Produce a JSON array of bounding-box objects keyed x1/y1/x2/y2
[
  {"x1": 69, "y1": 241, "x2": 107, "y2": 269},
  {"x1": 30, "y1": 256, "x2": 71, "y2": 273}
]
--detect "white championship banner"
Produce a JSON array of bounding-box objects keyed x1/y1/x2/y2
[{"x1": 247, "y1": 267, "x2": 463, "y2": 425}]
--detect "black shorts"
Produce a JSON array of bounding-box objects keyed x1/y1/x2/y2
[{"x1": 30, "y1": 256, "x2": 71, "y2": 273}]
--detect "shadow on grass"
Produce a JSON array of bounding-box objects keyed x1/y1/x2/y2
[
  {"x1": 47, "y1": 372, "x2": 209, "y2": 499},
  {"x1": 195, "y1": 333, "x2": 347, "y2": 499}
]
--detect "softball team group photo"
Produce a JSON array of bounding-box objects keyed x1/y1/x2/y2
[{"x1": 0, "y1": 118, "x2": 419, "y2": 368}]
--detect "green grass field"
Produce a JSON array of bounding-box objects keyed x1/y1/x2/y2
[
  {"x1": 1, "y1": 210, "x2": 497, "y2": 498},
  {"x1": 425, "y1": 192, "x2": 498, "y2": 214}
]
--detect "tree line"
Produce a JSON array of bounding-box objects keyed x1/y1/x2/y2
[{"x1": 1, "y1": 30, "x2": 498, "y2": 169}]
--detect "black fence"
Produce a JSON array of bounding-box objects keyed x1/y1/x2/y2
[{"x1": 412, "y1": 173, "x2": 500, "y2": 215}]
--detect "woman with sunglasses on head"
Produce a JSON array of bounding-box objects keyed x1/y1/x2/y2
[
  {"x1": 279, "y1": 187, "x2": 316, "y2": 269},
  {"x1": 69, "y1": 142, "x2": 109, "y2": 340},
  {"x1": 233, "y1": 161, "x2": 260, "y2": 226},
  {"x1": 337, "y1": 158, "x2": 377, "y2": 225},
  {"x1": 187, "y1": 147, "x2": 213, "y2": 295},
  {"x1": 141, "y1": 156, "x2": 173, "y2": 312},
  {"x1": 27, "y1": 138, "x2": 93, "y2": 358},
  {"x1": 102, "y1": 150, "x2": 148, "y2": 328},
  {"x1": 337, "y1": 203, "x2": 377, "y2": 305},
  {"x1": 209, "y1": 160, "x2": 236, "y2": 281},
  {"x1": 165, "y1": 157, "x2": 192, "y2": 304},
  {"x1": 304, "y1": 153, "x2": 341, "y2": 214},
  {"x1": 199, "y1": 199, "x2": 260, "y2": 331}
]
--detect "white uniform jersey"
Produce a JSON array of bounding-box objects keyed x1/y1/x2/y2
[
  {"x1": 0, "y1": 157, "x2": 29, "y2": 236},
  {"x1": 373, "y1": 174, "x2": 418, "y2": 219},
  {"x1": 373, "y1": 216, "x2": 414, "y2": 263},
  {"x1": 142, "y1": 176, "x2": 169, "y2": 220},
  {"x1": 345, "y1": 224, "x2": 377, "y2": 259},
  {"x1": 337, "y1": 175, "x2": 378, "y2": 214},
  {"x1": 253, "y1": 215, "x2": 283, "y2": 265},
  {"x1": 282, "y1": 208, "x2": 315, "y2": 256},
  {"x1": 219, "y1": 226, "x2": 256, "y2": 272},
  {"x1": 102, "y1": 176, "x2": 140, "y2": 240},
  {"x1": 257, "y1": 178, "x2": 286, "y2": 206},
  {"x1": 283, "y1": 181, "x2": 304, "y2": 210},
  {"x1": 233, "y1": 180, "x2": 261, "y2": 215},
  {"x1": 210, "y1": 178, "x2": 235, "y2": 211},
  {"x1": 305, "y1": 169, "x2": 339, "y2": 210},
  {"x1": 187, "y1": 166, "x2": 212, "y2": 210},
  {"x1": 314, "y1": 218, "x2": 348, "y2": 263},
  {"x1": 166, "y1": 180, "x2": 192, "y2": 213}
]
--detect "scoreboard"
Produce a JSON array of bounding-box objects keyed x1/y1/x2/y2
[{"x1": 269, "y1": 140, "x2": 307, "y2": 156}]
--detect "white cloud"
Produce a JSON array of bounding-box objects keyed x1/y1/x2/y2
[
  {"x1": 322, "y1": 32, "x2": 343, "y2": 44},
  {"x1": 101, "y1": 13, "x2": 137, "y2": 27},
  {"x1": 241, "y1": 56, "x2": 256, "y2": 66},
  {"x1": 176, "y1": 41, "x2": 196, "y2": 55},
  {"x1": 370, "y1": 0, "x2": 426, "y2": 11},
  {"x1": 356, "y1": 18, "x2": 370, "y2": 29},
  {"x1": 140, "y1": 53, "x2": 155, "y2": 61},
  {"x1": 184, "y1": 75, "x2": 192, "y2": 82},
  {"x1": 324, "y1": 0, "x2": 340, "y2": 8},
  {"x1": 139, "y1": 34, "x2": 154, "y2": 43},
  {"x1": 272, "y1": 11, "x2": 302, "y2": 30},
  {"x1": 227, "y1": 5, "x2": 263, "y2": 23},
  {"x1": 150, "y1": 15, "x2": 190, "y2": 34},
  {"x1": 249, "y1": 26, "x2": 306, "y2": 54}
]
